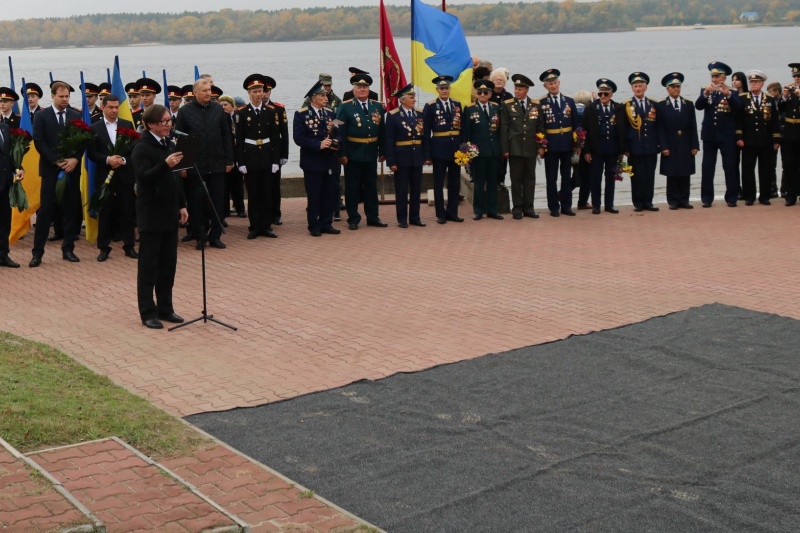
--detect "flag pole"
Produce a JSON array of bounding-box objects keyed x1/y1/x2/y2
[{"x1": 378, "y1": 0, "x2": 386, "y2": 201}]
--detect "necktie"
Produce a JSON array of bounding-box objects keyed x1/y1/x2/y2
[
  {"x1": 362, "y1": 102, "x2": 369, "y2": 113},
  {"x1": 520, "y1": 100, "x2": 525, "y2": 111},
  {"x1": 482, "y1": 105, "x2": 488, "y2": 117},
  {"x1": 604, "y1": 105, "x2": 610, "y2": 116},
  {"x1": 638, "y1": 99, "x2": 645, "y2": 114},
  {"x1": 254, "y1": 107, "x2": 260, "y2": 116},
  {"x1": 57, "y1": 111, "x2": 64, "y2": 126},
  {"x1": 161, "y1": 138, "x2": 169, "y2": 148},
  {"x1": 674, "y1": 99, "x2": 679, "y2": 110},
  {"x1": 443, "y1": 101, "x2": 449, "y2": 115}
]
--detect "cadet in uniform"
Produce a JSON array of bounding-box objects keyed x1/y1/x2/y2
[
  {"x1": 500, "y1": 73, "x2": 545, "y2": 219},
  {"x1": 655, "y1": 72, "x2": 699, "y2": 209},
  {"x1": 423, "y1": 75, "x2": 464, "y2": 224},
  {"x1": 582, "y1": 78, "x2": 622, "y2": 214},
  {"x1": 25, "y1": 83, "x2": 45, "y2": 122},
  {"x1": 540, "y1": 68, "x2": 578, "y2": 216},
  {"x1": 293, "y1": 80, "x2": 342, "y2": 236},
  {"x1": 132, "y1": 78, "x2": 161, "y2": 130},
  {"x1": 385, "y1": 83, "x2": 426, "y2": 228},
  {"x1": 0, "y1": 88, "x2": 20, "y2": 128},
  {"x1": 695, "y1": 61, "x2": 741, "y2": 207},
  {"x1": 83, "y1": 83, "x2": 102, "y2": 123},
  {"x1": 779, "y1": 63, "x2": 800, "y2": 206},
  {"x1": 181, "y1": 84, "x2": 195, "y2": 105},
  {"x1": 619, "y1": 72, "x2": 659, "y2": 212},
  {"x1": 167, "y1": 85, "x2": 182, "y2": 119},
  {"x1": 462, "y1": 79, "x2": 503, "y2": 220},
  {"x1": 236, "y1": 74, "x2": 280, "y2": 240},
  {"x1": 126, "y1": 83, "x2": 142, "y2": 128},
  {"x1": 261, "y1": 80, "x2": 289, "y2": 226},
  {"x1": 336, "y1": 73, "x2": 387, "y2": 230},
  {"x1": 737, "y1": 70, "x2": 781, "y2": 205}
]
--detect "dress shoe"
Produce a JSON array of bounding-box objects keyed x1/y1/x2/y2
[
  {"x1": 208, "y1": 239, "x2": 226, "y2": 249},
  {"x1": 274, "y1": 218, "x2": 283, "y2": 225},
  {"x1": 367, "y1": 219, "x2": 388, "y2": 227},
  {"x1": 437, "y1": 217, "x2": 447, "y2": 224},
  {"x1": 97, "y1": 250, "x2": 110, "y2": 262},
  {"x1": 0, "y1": 255, "x2": 20, "y2": 268},
  {"x1": 310, "y1": 228, "x2": 322, "y2": 237},
  {"x1": 348, "y1": 223, "x2": 358, "y2": 230},
  {"x1": 786, "y1": 199, "x2": 797, "y2": 207},
  {"x1": 247, "y1": 230, "x2": 259, "y2": 239},
  {"x1": 681, "y1": 204, "x2": 694, "y2": 209},
  {"x1": 744, "y1": 200, "x2": 754, "y2": 206},
  {"x1": 237, "y1": 211, "x2": 248, "y2": 218},
  {"x1": 142, "y1": 318, "x2": 164, "y2": 329},
  {"x1": 158, "y1": 312, "x2": 184, "y2": 324},
  {"x1": 410, "y1": 220, "x2": 426, "y2": 227},
  {"x1": 48, "y1": 234, "x2": 63, "y2": 242},
  {"x1": 260, "y1": 229, "x2": 278, "y2": 238},
  {"x1": 702, "y1": 202, "x2": 711, "y2": 208},
  {"x1": 321, "y1": 227, "x2": 341, "y2": 235},
  {"x1": 29, "y1": 256, "x2": 42, "y2": 268},
  {"x1": 472, "y1": 214, "x2": 483, "y2": 220},
  {"x1": 726, "y1": 202, "x2": 737, "y2": 207},
  {"x1": 221, "y1": 219, "x2": 229, "y2": 228},
  {"x1": 398, "y1": 222, "x2": 409, "y2": 228},
  {"x1": 513, "y1": 213, "x2": 523, "y2": 220},
  {"x1": 523, "y1": 212, "x2": 539, "y2": 219},
  {"x1": 759, "y1": 199, "x2": 771, "y2": 206},
  {"x1": 577, "y1": 204, "x2": 592, "y2": 210},
  {"x1": 605, "y1": 207, "x2": 619, "y2": 214},
  {"x1": 487, "y1": 213, "x2": 504, "y2": 220},
  {"x1": 592, "y1": 207, "x2": 601, "y2": 214},
  {"x1": 124, "y1": 249, "x2": 139, "y2": 259},
  {"x1": 62, "y1": 251, "x2": 80, "y2": 262},
  {"x1": 181, "y1": 234, "x2": 195, "y2": 243},
  {"x1": 446, "y1": 215, "x2": 464, "y2": 222},
  {"x1": 560, "y1": 209, "x2": 576, "y2": 216},
  {"x1": 645, "y1": 206, "x2": 659, "y2": 212},
  {"x1": 549, "y1": 211, "x2": 560, "y2": 217},
  {"x1": 668, "y1": 204, "x2": 679, "y2": 210}
]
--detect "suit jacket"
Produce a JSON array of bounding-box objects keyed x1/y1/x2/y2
[
  {"x1": 0, "y1": 122, "x2": 11, "y2": 193},
  {"x1": 336, "y1": 99, "x2": 385, "y2": 162},
  {"x1": 293, "y1": 105, "x2": 340, "y2": 173},
  {"x1": 500, "y1": 97, "x2": 544, "y2": 158},
  {"x1": 88, "y1": 118, "x2": 137, "y2": 185},
  {"x1": 461, "y1": 101, "x2": 501, "y2": 159},
  {"x1": 695, "y1": 89, "x2": 741, "y2": 143},
  {"x1": 540, "y1": 93, "x2": 578, "y2": 152},
  {"x1": 422, "y1": 98, "x2": 462, "y2": 161},
  {"x1": 132, "y1": 132, "x2": 186, "y2": 232},
  {"x1": 736, "y1": 93, "x2": 780, "y2": 147},
  {"x1": 582, "y1": 100, "x2": 621, "y2": 156},
  {"x1": 656, "y1": 97, "x2": 699, "y2": 177},
  {"x1": 234, "y1": 103, "x2": 279, "y2": 170},
  {"x1": 33, "y1": 106, "x2": 83, "y2": 180},
  {"x1": 618, "y1": 97, "x2": 659, "y2": 155}
]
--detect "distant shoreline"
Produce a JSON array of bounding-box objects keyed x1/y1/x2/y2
[{"x1": 636, "y1": 23, "x2": 794, "y2": 31}]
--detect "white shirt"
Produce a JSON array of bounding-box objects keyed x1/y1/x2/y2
[{"x1": 105, "y1": 119, "x2": 118, "y2": 145}]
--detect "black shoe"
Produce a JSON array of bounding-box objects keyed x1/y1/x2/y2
[
  {"x1": 473, "y1": 214, "x2": 482, "y2": 220},
  {"x1": 487, "y1": 213, "x2": 504, "y2": 220},
  {"x1": 702, "y1": 203, "x2": 712, "y2": 208},
  {"x1": 97, "y1": 250, "x2": 110, "y2": 262},
  {"x1": 348, "y1": 223, "x2": 358, "y2": 230},
  {"x1": 181, "y1": 234, "x2": 195, "y2": 243},
  {"x1": 398, "y1": 222, "x2": 408, "y2": 228},
  {"x1": 592, "y1": 207, "x2": 601, "y2": 214},
  {"x1": 759, "y1": 199, "x2": 771, "y2": 206},
  {"x1": 410, "y1": 220, "x2": 426, "y2": 227},
  {"x1": 727, "y1": 202, "x2": 737, "y2": 207},
  {"x1": 237, "y1": 212, "x2": 247, "y2": 218},
  {"x1": 260, "y1": 229, "x2": 278, "y2": 238},
  {"x1": 560, "y1": 209, "x2": 576, "y2": 216},
  {"x1": 669, "y1": 204, "x2": 679, "y2": 210},
  {"x1": 29, "y1": 256, "x2": 42, "y2": 268},
  {"x1": 221, "y1": 219, "x2": 229, "y2": 228},
  {"x1": 437, "y1": 217, "x2": 447, "y2": 224},
  {"x1": 62, "y1": 251, "x2": 80, "y2": 262},
  {"x1": 367, "y1": 219, "x2": 388, "y2": 227},
  {"x1": 0, "y1": 255, "x2": 20, "y2": 268},
  {"x1": 310, "y1": 228, "x2": 322, "y2": 237},
  {"x1": 786, "y1": 199, "x2": 797, "y2": 207},
  {"x1": 208, "y1": 239, "x2": 226, "y2": 249},
  {"x1": 605, "y1": 207, "x2": 619, "y2": 214},
  {"x1": 681, "y1": 204, "x2": 694, "y2": 209},
  {"x1": 274, "y1": 218, "x2": 283, "y2": 226},
  {"x1": 745, "y1": 200, "x2": 754, "y2": 206},
  {"x1": 321, "y1": 227, "x2": 341, "y2": 235},
  {"x1": 770, "y1": 190, "x2": 779, "y2": 199},
  {"x1": 645, "y1": 206, "x2": 659, "y2": 212},
  {"x1": 247, "y1": 230, "x2": 258, "y2": 239},
  {"x1": 550, "y1": 211, "x2": 560, "y2": 217},
  {"x1": 48, "y1": 234, "x2": 63, "y2": 242},
  {"x1": 158, "y1": 312, "x2": 184, "y2": 324},
  {"x1": 523, "y1": 212, "x2": 539, "y2": 219},
  {"x1": 513, "y1": 213, "x2": 523, "y2": 220},
  {"x1": 124, "y1": 249, "x2": 139, "y2": 259},
  {"x1": 446, "y1": 215, "x2": 464, "y2": 222},
  {"x1": 142, "y1": 318, "x2": 164, "y2": 329}
]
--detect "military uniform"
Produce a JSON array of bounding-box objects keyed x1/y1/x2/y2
[
  {"x1": 335, "y1": 73, "x2": 386, "y2": 229},
  {"x1": 0, "y1": 87, "x2": 20, "y2": 129},
  {"x1": 779, "y1": 63, "x2": 800, "y2": 206},
  {"x1": 540, "y1": 69, "x2": 578, "y2": 216},
  {"x1": 655, "y1": 73, "x2": 699, "y2": 209},
  {"x1": 422, "y1": 75, "x2": 463, "y2": 223},
  {"x1": 582, "y1": 78, "x2": 622, "y2": 213},
  {"x1": 263, "y1": 92, "x2": 288, "y2": 226},
  {"x1": 463, "y1": 79, "x2": 502, "y2": 219},
  {"x1": 619, "y1": 72, "x2": 660, "y2": 211},
  {"x1": 695, "y1": 61, "x2": 742, "y2": 207},
  {"x1": 302, "y1": 73, "x2": 343, "y2": 111},
  {"x1": 25, "y1": 83, "x2": 45, "y2": 123},
  {"x1": 83, "y1": 83, "x2": 103, "y2": 123},
  {"x1": 342, "y1": 67, "x2": 379, "y2": 102},
  {"x1": 385, "y1": 84, "x2": 426, "y2": 227},
  {"x1": 126, "y1": 83, "x2": 142, "y2": 129},
  {"x1": 500, "y1": 74, "x2": 544, "y2": 218}
]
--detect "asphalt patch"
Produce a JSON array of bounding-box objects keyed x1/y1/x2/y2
[{"x1": 188, "y1": 303, "x2": 800, "y2": 532}]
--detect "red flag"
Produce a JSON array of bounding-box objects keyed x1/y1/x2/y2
[{"x1": 380, "y1": 0, "x2": 408, "y2": 111}]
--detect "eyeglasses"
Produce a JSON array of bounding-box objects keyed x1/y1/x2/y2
[
  {"x1": 476, "y1": 89, "x2": 491, "y2": 95},
  {"x1": 157, "y1": 118, "x2": 173, "y2": 125},
  {"x1": 597, "y1": 91, "x2": 611, "y2": 96}
]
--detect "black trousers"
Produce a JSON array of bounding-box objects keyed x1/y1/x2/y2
[
  {"x1": 741, "y1": 144, "x2": 775, "y2": 202},
  {"x1": 629, "y1": 154, "x2": 657, "y2": 209},
  {"x1": 508, "y1": 156, "x2": 537, "y2": 215},
  {"x1": 224, "y1": 167, "x2": 245, "y2": 216},
  {"x1": 432, "y1": 158, "x2": 461, "y2": 219},
  {"x1": 394, "y1": 165, "x2": 423, "y2": 224},
  {"x1": 544, "y1": 151, "x2": 572, "y2": 213},
  {"x1": 187, "y1": 170, "x2": 225, "y2": 241},
  {"x1": 304, "y1": 169, "x2": 339, "y2": 232},
  {"x1": 97, "y1": 181, "x2": 136, "y2": 252},
  {"x1": 590, "y1": 153, "x2": 618, "y2": 209},
  {"x1": 472, "y1": 157, "x2": 498, "y2": 216},
  {"x1": 666, "y1": 176, "x2": 691, "y2": 207},
  {"x1": 244, "y1": 168, "x2": 273, "y2": 233},
  {"x1": 783, "y1": 140, "x2": 800, "y2": 200},
  {"x1": 33, "y1": 171, "x2": 82, "y2": 257},
  {"x1": 270, "y1": 166, "x2": 282, "y2": 223},
  {"x1": 137, "y1": 229, "x2": 178, "y2": 321},
  {"x1": 701, "y1": 140, "x2": 739, "y2": 205},
  {"x1": 0, "y1": 187, "x2": 10, "y2": 257},
  {"x1": 344, "y1": 160, "x2": 380, "y2": 225}
]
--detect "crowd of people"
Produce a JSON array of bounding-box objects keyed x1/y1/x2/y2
[{"x1": 1, "y1": 60, "x2": 799, "y2": 327}]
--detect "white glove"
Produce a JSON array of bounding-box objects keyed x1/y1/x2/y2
[
  {"x1": 279, "y1": 158, "x2": 288, "y2": 166},
  {"x1": 272, "y1": 164, "x2": 279, "y2": 173},
  {"x1": 238, "y1": 165, "x2": 247, "y2": 174}
]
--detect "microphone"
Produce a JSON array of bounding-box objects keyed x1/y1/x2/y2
[{"x1": 172, "y1": 129, "x2": 190, "y2": 137}]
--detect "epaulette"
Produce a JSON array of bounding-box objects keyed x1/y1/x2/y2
[
  {"x1": 659, "y1": 98, "x2": 667, "y2": 103},
  {"x1": 428, "y1": 99, "x2": 437, "y2": 105},
  {"x1": 623, "y1": 98, "x2": 633, "y2": 104},
  {"x1": 265, "y1": 103, "x2": 275, "y2": 109},
  {"x1": 740, "y1": 92, "x2": 750, "y2": 97},
  {"x1": 504, "y1": 98, "x2": 515, "y2": 104},
  {"x1": 273, "y1": 101, "x2": 285, "y2": 108},
  {"x1": 389, "y1": 108, "x2": 399, "y2": 115},
  {"x1": 489, "y1": 101, "x2": 499, "y2": 107},
  {"x1": 299, "y1": 106, "x2": 308, "y2": 112},
  {"x1": 324, "y1": 106, "x2": 334, "y2": 112}
]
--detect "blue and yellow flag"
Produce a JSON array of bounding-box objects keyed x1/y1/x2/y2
[
  {"x1": 411, "y1": 0, "x2": 472, "y2": 105},
  {"x1": 79, "y1": 72, "x2": 99, "y2": 244},
  {"x1": 9, "y1": 79, "x2": 41, "y2": 245},
  {"x1": 111, "y1": 56, "x2": 134, "y2": 125}
]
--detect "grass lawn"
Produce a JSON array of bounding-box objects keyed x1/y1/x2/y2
[{"x1": 0, "y1": 331, "x2": 208, "y2": 459}]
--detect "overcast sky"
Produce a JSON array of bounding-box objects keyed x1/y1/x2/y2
[{"x1": 3, "y1": 0, "x2": 568, "y2": 21}]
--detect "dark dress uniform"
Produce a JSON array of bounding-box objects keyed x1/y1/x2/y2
[
  {"x1": 582, "y1": 80, "x2": 622, "y2": 213},
  {"x1": 423, "y1": 77, "x2": 463, "y2": 223},
  {"x1": 656, "y1": 77, "x2": 699, "y2": 209},
  {"x1": 618, "y1": 72, "x2": 660, "y2": 211},
  {"x1": 462, "y1": 81, "x2": 502, "y2": 219},
  {"x1": 264, "y1": 98, "x2": 288, "y2": 225},
  {"x1": 0, "y1": 122, "x2": 17, "y2": 267},
  {"x1": 293, "y1": 81, "x2": 341, "y2": 235},
  {"x1": 0, "y1": 114, "x2": 20, "y2": 129},
  {"x1": 385, "y1": 90, "x2": 425, "y2": 227},
  {"x1": 539, "y1": 70, "x2": 578, "y2": 216},
  {"x1": 737, "y1": 84, "x2": 780, "y2": 205},
  {"x1": 779, "y1": 63, "x2": 800, "y2": 206}
]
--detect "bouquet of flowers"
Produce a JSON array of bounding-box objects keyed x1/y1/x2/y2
[
  {"x1": 573, "y1": 127, "x2": 587, "y2": 149},
  {"x1": 614, "y1": 160, "x2": 634, "y2": 181},
  {"x1": 8, "y1": 128, "x2": 32, "y2": 212},
  {"x1": 454, "y1": 142, "x2": 479, "y2": 166},
  {"x1": 55, "y1": 119, "x2": 95, "y2": 204},
  {"x1": 88, "y1": 127, "x2": 140, "y2": 213},
  {"x1": 535, "y1": 132, "x2": 549, "y2": 151}
]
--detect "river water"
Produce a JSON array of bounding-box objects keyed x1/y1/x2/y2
[{"x1": 7, "y1": 26, "x2": 796, "y2": 204}]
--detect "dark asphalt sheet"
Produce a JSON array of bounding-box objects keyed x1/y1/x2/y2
[{"x1": 188, "y1": 304, "x2": 800, "y2": 532}]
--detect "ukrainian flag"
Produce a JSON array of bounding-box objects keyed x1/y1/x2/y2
[
  {"x1": 111, "y1": 56, "x2": 134, "y2": 125},
  {"x1": 411, "y1": 0, "x2": 472, "y2": 105},
  {"x1": 9, "y1": 80, "x2": 41, "y2": 245},
  {"x1": 79, "y1": 71, "x2": 99, "y2": 244}
]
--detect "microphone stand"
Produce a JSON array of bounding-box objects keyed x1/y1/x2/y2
[{"x1": 170, "y1": 163, "x2": 237, "y2": 332}]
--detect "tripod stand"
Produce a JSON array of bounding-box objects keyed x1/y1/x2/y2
[{"x1": 170, "y1": 164, "x2": 237, "y2": 332}]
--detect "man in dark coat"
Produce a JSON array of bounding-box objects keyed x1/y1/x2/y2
[
  {"x1": 539, "y1": 68, "x2": 578, "y2": 217},
  {"x1": 779, "y1": 63, "x2": 800, "y2": 206},
  {"x1": 618, "y1": 72, "x2": 660, "y2": 212},
  {"x1": 462, "y1": 79, "x2": 503, "y2": 220},
  {"x1": 0, "y1": 120, "x2": 21, "y2": 268},
  {"x1": 582, "y1": 78, "x2": 622, "y2": 214},
  {"x1": 656, "y1": 73, "x2": 700, "y2": 210},
  {"x1": 131, "y1": 104, "x2": 188, "y2": 330}
]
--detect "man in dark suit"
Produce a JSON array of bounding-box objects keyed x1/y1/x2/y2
[
  {"x1": 582, "y1": 78, "x2": 622, "y2": 214},
  {"x1": 87, "y1": 94, "x2": 138, "y2": 261},
  {"x1": 0, "y1": 120, "x2": 22, "y2": 267},
  {"x1": 236, "y1": 74, "x2": 280, "y2": 240},
  {"x1": 779, "y1": 63, "x2": 800, "y2": 206},
  {"x1": 462, "y1": 79, "x2": 503, "y2": 220},
  {"x1": 30, "y1": 80, "x2": 83, "y2": 267},
  {"x1": 423, "y1": 75, "x2": 464, "y2": 224},
  {"x1": 656, "y1": 73, "x2": 700, "y2": 210},
  {"x1": 618, "y1": 72, "x2": 660, "y2": 212},
  {"x1": 293, "y1": 80, "x2": 342, "y2": 237},
  {"x1": 0, "y1": 88, "x2": 20, "y2": 129},
  {"x1": 540, "y1": 68, "x2": 578, "y2": 217}
]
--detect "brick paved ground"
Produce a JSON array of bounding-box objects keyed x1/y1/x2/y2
[{"x1": 2, "y1": 198, "x2": 797, "y2": 417}]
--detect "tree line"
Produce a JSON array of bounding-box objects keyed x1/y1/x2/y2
[{"x1": 1, "y1": 0, "x2": 798, "y2": 49}]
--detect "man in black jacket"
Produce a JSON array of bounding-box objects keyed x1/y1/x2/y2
[
  {"x1": 0, "y1": 120, "x2": 22, "y2": 268},
  {"x1": 174, "y1": 79, "x2": 234, "y2": 249},
  {"x1": 132, "y1": 105, "x2": 188, "y2": 330}
]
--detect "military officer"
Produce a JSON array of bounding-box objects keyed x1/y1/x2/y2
[
  {"x1": 336, "y1": 73, "x2": 388, "y2": 230},
  {"x1": 655, "y1": 73, "x2": 699, "y2": 209},
  {"x1": 261, "y1": 80, "x2": 289, "y2": 226},
  {"x1": 342, "y1": 67, "x2": 379, "y2": 102},
  {"x1": 737, "y1": 70, "x2": 781, "y2": 205},
  {"x1": 540, "y1": 68, "x2": 578, "y2": 217},
  {"x1": 181, "y1": 84, "x2": 195, "y2": 105},
  {"x1": 462, "y1": 79, "x2": 503, "y2": 220},
  {"x1": 126, "y1": 83, "x2": 142, "y2": 128},
  {"x1": 618, "y1": 72, "x2": 660, "y2": 212},
  {"x1": 302, "y1": 73, "x2": 342, "y2": 111},
  {"x1": 236, "y1": 74, "x2": 280, "y2": 240},
  {"x1": 582, "y1": 78, "x2": 622, "y2": 214},
  {"x1": 132, "y1": 78, "x2": 161, "y2": 130},
  {"x1": 385, "y1": 83, "x2": 426, "y2": 228},
  {"x1": 422, "y1": 75, "x2": 464, "y2": 224},
  {"x1": 293, "y1": 80, "x2": 341, "y2": 236},
  {"x1": 779, "y1": 63, "x2": 800, "y2": 206},
  {"x1": 83, "y1": 83, "x2": 102, "y2": 123},
  {"x1": 167, "y1": 85, "x2": 182, "y2": 119},
  {"x1": 500, "y1": 73, "x2": 545, "y2": 219},
  {"x1": 25, "y1": 83, "x2": 45, "y2": 121},
  {"x1": 695, "y1": 61, "x2": 742, "y2": 207},
  {"x1": 0, "y1": 88, "x2": 20, "y2": 129}
]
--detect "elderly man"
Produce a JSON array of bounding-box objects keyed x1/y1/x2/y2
[
  {"x1": 780, "y1": 63, "x2": 800, "y2": 206},
  {"x1": 540, "y1": 68, "x2": 578, "y2": 217},
  {"x1": 174, "y1": 78, "x2": 234, "y2": 249},
  {"x1": 463, "y1": 79, "x2": 503, "y2": 220},
  {"x1": 582, "y1": 78, "x2": 622, "y2": 214},
  {"x1": 619, "y1": 72, "x2": 660, "y2": 212},
  {"x1": 656, "y1": 73, "x2": 699, "y2": 210}
]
